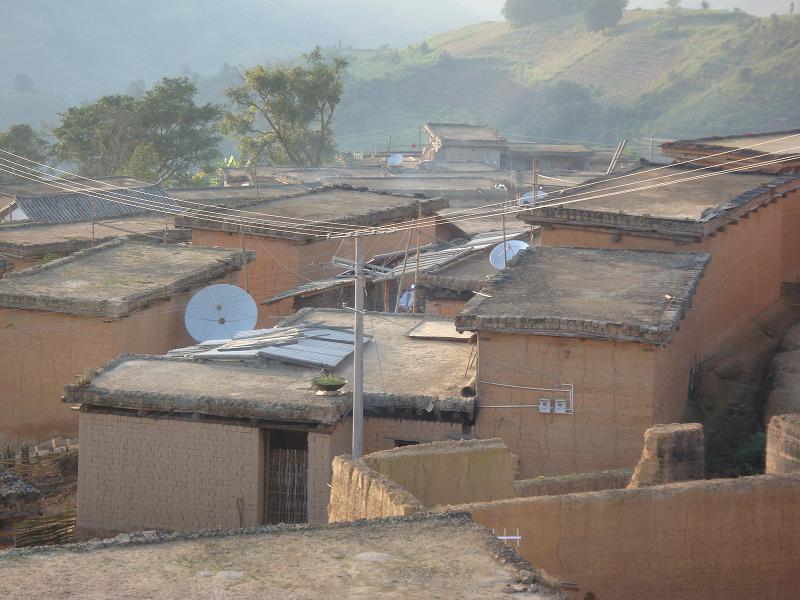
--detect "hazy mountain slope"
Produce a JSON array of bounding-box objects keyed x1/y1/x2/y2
[
  {"x1": 0, "y1": 0, "x2": 482, "y2": 128},
  {"x1": 630, "y1": 1, "x2": 795, "y2": 15},
  {"x1": 333, "y1": 10, "x2": 800, "y2": 148}
]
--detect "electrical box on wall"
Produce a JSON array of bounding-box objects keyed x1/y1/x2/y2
[
  {"x1": 554, "y1": 399, "x2": 568, "y2": 414},
  {"x1": 538, "y1": 398, "x2": 552, "y2": 414}
]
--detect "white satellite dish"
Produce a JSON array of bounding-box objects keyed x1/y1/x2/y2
[
  {"x1": 184, "y1": 284, "x2": 258, "y2": 342},
  {"x1": 387, "y1": 154, "x2": 404, "y2": 167},
  {"x1": 489, "y1": 240, "x2": 530, "y2": 270}
]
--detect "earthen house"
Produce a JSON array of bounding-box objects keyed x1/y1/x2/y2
[
  {"x1": 521, "y1": 164, "x2": 800, "y2": 354},
  {"x1": 175, "y1": 186, "x2": 448, "y2": 326},
  {"x1": 0, "y1": 215, "x2": 189, "y2": 275},
  {"x1": 422, "y1": 123, "x2": 507, "y2": 166},
  {"x1": 661, "y1": 130, "x2": 800, "y2": 174},
  {"x1": 67, "y1": 309, "x2": 476, "y2": 536},
  {"x1": 0, "y1": 240, "x2": 248, "y2": 447},
  {"x1": 455, "y1": 247, "x2": 710, "y2": 477},
  {"x1": 328, "y1": 422, "x2": 800, "y2": 600}
]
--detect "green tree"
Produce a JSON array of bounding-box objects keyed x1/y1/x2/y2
[
  {"x1": 666, "y1": 0, "x2": 681, "y2": 10},
  {"x1": 53, "y1": 95, "x2": 139, "y2": 177},
  {"x1": 502, "y1": 0, "x2": 584, "y2": 25},
  {"x1": 0, "y1": 124, "x2": 51, "y2": 183},
  {"x1": 53, "y1": 78, "x2": 220, "y2": 182},
  {"x1": 129, "y1": 77, "x2": 221, "y2": 183},
  {"x1": 220, "y1": 47, "x2": 348, "y2": 167},
  {"x1": 700, "y1": 1, "x2": 710, "y2": 9},
  {"x1": 584, "y1": 0, "x2": 627, "y2": 32}
]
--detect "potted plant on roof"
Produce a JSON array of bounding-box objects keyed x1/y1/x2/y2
[{"x1": 313, "y1": 371, "x2": 347, "y2": 393}]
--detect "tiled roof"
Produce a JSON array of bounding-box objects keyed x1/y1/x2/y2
[{"x1": 15, "y1": 183, "x2": 174, "y2": 224}]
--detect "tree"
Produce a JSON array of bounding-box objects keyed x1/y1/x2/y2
[
  {"x1": 584, "y1": 0, "x2": 627, "y2": 32},
  {"x1": 52, "y1": 95, "x2": 139, "y2": 177},
  {"x1": 221, "y1": 48, "x2": 348, "y2": 167},
  {"x1": 129, "y1": 77, "x2": 221, "y2": 183},
  {"x1": 53, "y1": 78, "x2": 221, "y2": 182},
  {"x1": 700, "y1": 1, "x2": 710, "y2": 9},
  {"x1": 503, "y1": 0, "x2": 584, "y2": 25},
  {"x1": 666, "y1": 0, "x2": 681, "y2": 10},
  {"x1": 0, "y1": 124, "x2": 50, "y2": 183}
]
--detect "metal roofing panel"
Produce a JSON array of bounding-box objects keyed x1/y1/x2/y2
[{"x1": 258, "y1": 345, "x2": 352, "y2": 369}]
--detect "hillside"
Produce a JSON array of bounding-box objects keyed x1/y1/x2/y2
[
  {"x1": 334, "y1": 9, "x2": 800, "y2": 149},
  {"x1": 0, "y1": 0, "x2": 484, "y2": 129}
]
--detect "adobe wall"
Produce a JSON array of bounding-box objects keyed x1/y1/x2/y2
[
  {"x1": 307, "y1": 417, "x2": 352, "y2": 525},
  {"x1": 327, "y1": 455, "x2": 424, "y2": 523},
  {"x1": 782, "y1": 190, "x2": 800, "y2": 283},
  {"x1": 454, "y1": 474, "x2": 800, "y2": 600},
  {"x1": 191, "y1": 226, "x2": 436, "y2": 327},
  {"x1": 424, "y1": 297, "x2": 468, "y2": 317},
  {"x1": 514, "y1": 469, "x2": 631, "y2": 498},
  {"x1": 766, "y1": 414, "x2": 800, "y2": 475},
  {"x1": 362, "y1": 416, "x2": 469, "y2": 453},
  {"x1": 539, "y1": 197, "x2": 785, "y2": 358},
  {"x1": 362, "y1": 439, "x2": 517, "y2": 507},
  {"x1": 0, "y1": 273, "x2": 240, "y2": 447},
  {"x1": 76, "y1": 412, "x2": 263, "y2": 538},
  {"x1": 475, "y1": 333, "x2": 657, "y2": 477},
  {"x1": 627, "y1": 423, "x2": 705, "y2": 488}
]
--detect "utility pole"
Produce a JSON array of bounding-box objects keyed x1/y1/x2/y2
[
  {"x1": 240, "y1": 217, "x2": 249, "y2": 292},
  {"x1": 501, "y1": 183, "x2": 508, "y2": 268},
  {"x1": 532, "y1": 159, "x2": 539, "y2": 201},
  {"x1": 352, "y1": 234, "x2": 365, "y2": 458},
  {"x1": 91, "y1": 200, "x2": 96, "y2": 247},
  {"x1": 413, "y1": 202, "x2": 422, "y2": 312}
]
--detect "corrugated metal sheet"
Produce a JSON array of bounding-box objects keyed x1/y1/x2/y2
[{"x1": 15, "y1": 184, "x2": 175, "y2": 223}]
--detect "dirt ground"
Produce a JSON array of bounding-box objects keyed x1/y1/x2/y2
[
  {"x1": 684, "y1": 304, "x2": 800, "y2": 477},
  {"x1": 0, "y1": 515, "x2": 556, "y2": 599}
]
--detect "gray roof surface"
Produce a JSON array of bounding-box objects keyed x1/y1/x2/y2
[
  {"x1": 0, "y1": 466, "x2": 41, "y2": 512},
  {"x1": 521, "y1": 165, "x2": 799, "y2": 237},
  {"x1": 664, "y1": 130, "x2": 800, "y2": 156},
  {"x1": 0, "y1": 215, "x2": 188, "y2": 257},
  {"x1": 68, "y1": 310, "x2": 475, "y2": 425},
  {"x1": 425, "y1": 123, "x2": 506, "y2": 144},
  {"x1": 175, "y1": 186, "x2": 447, "y2": 239},
  {"x1": 456, "y1": 247, "x2": 710, "y2": 344},
  {"x1": 0, "y1": 514, "x2": 557, "y2": 599},
  {"x1": 168, "y1": 184, "x2": 306, "y2": 207},
  {"x1": 0, "y1": 240, "x2": 246, "y2": 317},
  {"x1": 15, "y1": 183, "x2": 173, "y2": 224}
]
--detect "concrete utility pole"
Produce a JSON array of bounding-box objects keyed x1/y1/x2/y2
[{"x1": 352, "y1": 234, "x2": 365, "y2": 458}]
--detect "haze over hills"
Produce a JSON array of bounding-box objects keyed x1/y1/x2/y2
[
  {"x1": 333, "y1": 9, "x2": 800, "y2": 149},
  {"x1": 630, "y1": 1, "x2": 796, "y2": 15},
  {"x1": 0, "y1": 0, "x2": 487, "y2": 129}
]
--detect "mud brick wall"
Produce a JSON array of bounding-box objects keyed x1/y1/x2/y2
[
  {"x1": 453, "y1": 474, "x2": 800, "y2": 600},
  {"x1": 628, "y1": 423, "x2": 705, "y2": 488},
  {"x1": 514, "y1": 469, "x2": 631, "y2": 498},
  {"x1": 76, "y1": 413, "x2": 262, "y2": 538},
  {"x1": 766, "y1": 414, "x2": 800, "y2": 474},
  {"x1": 327, "y1": 455, "x2": 423, "y2": 523},
  {"x1": 362, "y1": 438, "x2": 517, "y2": 508}
]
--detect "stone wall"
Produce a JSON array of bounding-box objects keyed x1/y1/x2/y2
[
  {"x1": 362, "y1": 438, "x2": 517, "y2": 508},
  {"x1": 454, "y1": 474, "x2": 800, "y2": 600},
  {"x1": 77, "y1": 412, "x2": 263, "y2": 538},
  {"x1": 627, "y1": 423, "x2": 705, "y2": 488},
  {"x1": 766, "y1": 414, "x2": 800, "y2": 475},
  {"x1": 514, "y1": 469, "x2": 631, "y2": 498},
  {"x1": 327, "y1": 455, "x2": 424, "y2": 523}
]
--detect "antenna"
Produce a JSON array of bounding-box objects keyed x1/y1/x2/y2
[
  {"x1": 184, "y1": 284, "x2": 258, "y2": 342},
  {"x1": 489, "y1": 240, "x2": 530, "y2": 270}
]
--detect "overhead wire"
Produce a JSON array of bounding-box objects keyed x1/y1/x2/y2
[{"x1": 1, "y1": 133, "x2": 799, "y2": 241}]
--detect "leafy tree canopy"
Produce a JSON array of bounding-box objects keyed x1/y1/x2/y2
[
  {"x1": 220, "y1": 47, "x2": 348, "y2": 167},
  {"x1": 52, "y1": 78, "x2": 221, "y2": 184},
  {"x1": 502, "y1": 0, "x2": 584, "y2": 25},
  {"x1": 584, "y1": 0, "x2": 628, "y2": 32},
  {"x1": 0, "y1": 124, "x2": 51, "y2": 184}
]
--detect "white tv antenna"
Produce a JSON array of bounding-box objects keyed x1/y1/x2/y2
[
  {"x1": 387, "y1": 154, "x2": 404, "y2": 167},
  {"x1": 184, "y1": 284, "x2": 258, "y2": 342},
  {"x1": 489, "y1": 240, "x2": 530, "y2": 270}
]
